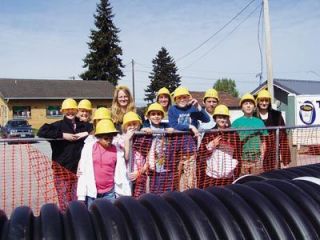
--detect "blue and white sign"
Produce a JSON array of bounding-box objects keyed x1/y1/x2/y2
[{"x1": 296, "y1": 95, "x2": 320, "y2": 125}]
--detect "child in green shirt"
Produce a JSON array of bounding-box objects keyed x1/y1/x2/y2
[{"x1": 232, "y1": 93, "x2": 268, "y2": 174}]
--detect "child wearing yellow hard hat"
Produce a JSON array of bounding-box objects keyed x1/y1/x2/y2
[
  {"x1": 231, "y1": 93, "x2": 268, "y2": 175},
  {"x1": 199, "y1": 88, "x2": 219, "y2": 131},
  {"x1": 156, "y1": 87, "x2": 172, "y2": 120},
  {"x1": 112, "y1": 111, "x2": 149, "y2": 198},
  {"x1": 168, "y1": 86, "x2": 210, "y2": 191},
  {"x1": 37, "y1": 98, "x2": 93, "y2": 208},
  {"x1": 198, "y1": 105, "x2": 241, "y2": 188},
  {"x1": 77, "y1": 119, "x2": 120, "y2": 207},
  {"x1": 77, "y1": 99, "x2": 93, "y2": 123},
  {"x1": 141, "y1": 102, "x2": 173, "y2": 133},
  {"x1": 255, "y1": 89, "x2": 291, "y2": 170},
  {"x1": 84, "y1": 107, "x2": 112, "y2": 144},
  {"x1": 77, "y1": 99, "x2": 94, "y2": 139},
  {"x1": 141, "y1": 103, "x2": 174, "y2": 194},
  {"x1": 38, "y1": 98, "x2": 92, "y2": 173}
]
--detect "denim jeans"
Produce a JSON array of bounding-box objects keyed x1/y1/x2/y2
[{"x1": 86, "y1": 188, "x2": 116, "y2": 208}]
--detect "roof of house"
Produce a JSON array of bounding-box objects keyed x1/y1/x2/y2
[
  {"x1": 190, "y1": 91, "x2": 240, "y2": 108},
  {"x1": 0, "y1": 78, "x2": 115, "y2": 100},
  {"x1": 251, "y1": 78, "x2": 320, "y2": 95}
]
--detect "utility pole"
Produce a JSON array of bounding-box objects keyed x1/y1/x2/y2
[
  {"x1": 131, "y1": 59, "x2": 135, "y2": 100},
  {"x1": 263, "y1": 0, "x2": 274, "y2": 101}
]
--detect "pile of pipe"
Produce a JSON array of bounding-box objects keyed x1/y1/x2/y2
[{"x1": 1, "y1": 164, "x2": 320, "y2": 239}]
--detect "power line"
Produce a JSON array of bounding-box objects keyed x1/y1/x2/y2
[
  {"x1": 181, "y1": 75, "x2": 257, "y2": 82},
  {"x1": 134, "y1": 68, "x2": 315, "y2": 78},
  {"x1": 135, "y1": 61, "x2": 153, "y2": 69},
  {"x1": 181, "y1": 2, "x2": 261, "y2": 71},
  {"x1": 135, "y1": 69, "x2": 259, "y2": 77},
  {"x1": 176, "y1": 0, "x2": 257, "y2": 62},
  {"x1": 307, "y1": 71, "x2": 320, "y2": 78},
  {"x1": 135, "y1": 69, "x2": 150, "y2": 74},
  {"x1": 122, "y1": 61, "x2": 132, "y2": 68}
]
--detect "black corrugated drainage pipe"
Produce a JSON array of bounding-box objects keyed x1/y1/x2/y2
[{"x1": 1, "y1": 177, "x2": 320, "y2": 239}]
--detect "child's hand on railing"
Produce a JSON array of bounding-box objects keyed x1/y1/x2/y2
[
  {"x1": 189, "y1": 125, "x2": 200, "y2": 137},
  {"x1": 124, "y1": 129, "x2": 135, "y2": 141},
  {"x1": 141, "y1": 128, "x2": 152, "y2": 134},
  {"x1": 166, "y1": 128, "x2": 174, "y2": 133}
]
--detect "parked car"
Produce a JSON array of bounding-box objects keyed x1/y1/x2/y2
[{"x1": 2, "y1": 119, "x2": 35, "y2": 139}]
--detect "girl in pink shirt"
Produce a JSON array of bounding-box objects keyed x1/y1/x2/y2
[{"x1": 77, "y1": 119, "x2": 120, "y2": 207}]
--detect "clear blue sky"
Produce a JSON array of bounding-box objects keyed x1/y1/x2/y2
[{"x1": 0, "y1": 0, "x2": 319, "y2": 105}]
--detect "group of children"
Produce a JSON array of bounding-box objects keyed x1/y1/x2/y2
[{"x1": 39, "y1": 85, "x2": 290, "y2": 207}]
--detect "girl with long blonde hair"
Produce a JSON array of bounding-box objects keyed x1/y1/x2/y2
[{"x1": 111, "y1": 85, "x2": 136, "y2": 132}]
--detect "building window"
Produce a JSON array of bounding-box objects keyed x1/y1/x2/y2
[
  {"x1": 13, "y1": 106, "x2": 31, "y2": 119},
  {"x1": 47, "y1": 106, "x2": 62, "y2": 117}
]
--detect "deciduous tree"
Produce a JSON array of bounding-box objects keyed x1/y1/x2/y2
[{"x1": 213, "y1": 78, "x2": 239, "y2": 97}]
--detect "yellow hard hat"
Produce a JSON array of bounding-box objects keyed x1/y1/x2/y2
[
  {"x1": 78, "y1": 99, "x2": 92, "y2": 110},
  {"x1": 173, "y1": 87, "x2": 191, "y2": 100},
  {"x1": 213, "y1": 104, "x2": 230, "y2": 117},
  {"x1": 240, "y1": 93, "x2": 256, "y2": 106},
  {"x1": 156, "y1": 87, "x2": 170, "y2": 99},
  {"x1": 203, "y1": 88, "x2": 219, "y2": 101},
  {"x1": 95, "y1": 119, "x2": 118, "y2": 135},
  {"x1": 122, "y1": 111, "x2": 142, "y2": 127},
  {"x1": 93, "y1": 107, "x2": 111, "y2": 120},
  {"x1": 61, "y1": 98, "x2": 78, "y2": 111},
  {"x1": 256, "y1": 89, "x2": 272, "y2": 101},
  {"x1": 146, "y1": 103, "x2": 165, "y2": 116},
  {"x1": 115, "y1": 85, "x2": 129, "y2": 90}
]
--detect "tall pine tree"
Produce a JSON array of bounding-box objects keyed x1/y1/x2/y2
[
  {"x1": 80, "y1": 0, "x2": 124, "y2": 85},
  {"x1": 145, "y1": 47, "x2": 181, "y2": 103}
]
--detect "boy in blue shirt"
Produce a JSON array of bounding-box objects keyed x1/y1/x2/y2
[{"x1": 168, "y1": 87, "x2": 210, "y2": 191}]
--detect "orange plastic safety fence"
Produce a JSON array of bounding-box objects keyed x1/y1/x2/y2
[
  {"x1": 292, "y1": 126, "x2": 320, "y2": 166},
  {"x1": 1, "y1": 126, "x2": 320, "y2": 216},
  {"x1": 0, "y1": 143, "x2": 51, "y2": 216},
  {"x1": 27, "y1": 144, "x2": 77, "y2": 212},
  {"x1": 0, "y1": 141, "x2": 76, "y2": 217},
  {"x1": 130, "y1": 126, "x2": 320, "y2": 197}
]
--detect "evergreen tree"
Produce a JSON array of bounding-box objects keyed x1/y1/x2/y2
[
  {"x1": 80, "y1": 0, "x2": 124, "y2": 85},
  {"x1": 145, "y1": 47, "x2": 181, "y2": 103},
  {"x1": 213, "y1": 78, "x2": 239, "y2": 97}
]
